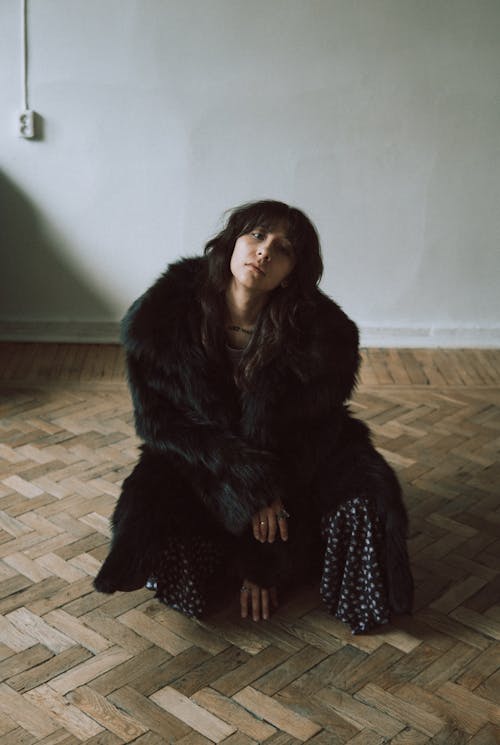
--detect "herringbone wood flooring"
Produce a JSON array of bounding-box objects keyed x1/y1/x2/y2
[{"x1": 0, "y1": 344, "x2": 499, "y2": 744}]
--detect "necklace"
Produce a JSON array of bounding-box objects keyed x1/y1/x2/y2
[{"x1": 227, "y1": 325, "x2": 254, "y2": 336}]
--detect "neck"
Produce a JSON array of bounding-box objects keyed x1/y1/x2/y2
[{"x1": 225, "y1": 279, "x2": 268, "y2": 328}]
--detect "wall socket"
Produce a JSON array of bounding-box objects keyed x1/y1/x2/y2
[{"x1": 19, "y1": 109, "x2": 35, "y2": 138}]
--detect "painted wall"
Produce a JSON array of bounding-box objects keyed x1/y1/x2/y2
[{"x1": 1, "y1": 0, "x2": 499, "y2": 345}]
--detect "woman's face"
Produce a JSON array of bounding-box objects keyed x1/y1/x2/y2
[{"x1": 229, "y1": 223, "x2": 296, "y2": 294}]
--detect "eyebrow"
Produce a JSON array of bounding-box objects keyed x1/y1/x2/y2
[{"x1": 255, "y1": 225, "x2": 293, "y2": 246}]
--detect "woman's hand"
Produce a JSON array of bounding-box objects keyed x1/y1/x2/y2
[
  {"x1": 240, "y1": 580, "x2": 278, "y2": 621},
  {"x1": 252, "y1": 498, "x2": 289, "y2": 543}
]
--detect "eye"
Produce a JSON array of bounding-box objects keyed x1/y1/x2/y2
[{"x1": 251, "y1": 231, "x2": 266, "y2": 240}]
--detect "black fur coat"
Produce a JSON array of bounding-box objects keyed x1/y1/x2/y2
[{"x1": 95, "y1": 256, "x2": 413, "y2": 613}]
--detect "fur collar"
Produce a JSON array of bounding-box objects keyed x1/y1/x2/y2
[
  {"x1": 121, "y1": 255, "x2": 360, "y2": 397},
  {"x1": 121, "y1": 256, "x2": 205, "y2": 363}
]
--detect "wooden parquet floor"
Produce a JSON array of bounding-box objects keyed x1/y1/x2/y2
[{"x1": 0, "y1": 344, "x2": 499, "y2": 744}]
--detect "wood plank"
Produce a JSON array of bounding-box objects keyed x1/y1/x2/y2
[
  {"x1": 253, "y1": 645, "x2": 328, "y2": 695},
  {"x1": 168, "y1": 645, "x2": 252, "y2": 698},
  {"x1": 436, "y1": 681, "x2": 500, "y2": 726},
  {"x1": 450, "y1": 607, "x2": 500, "y2": 641},
  {"x1": 212, "y1": 646, "x2": 290, "y2": 696},
  {"x1": 24, "y1": 683, "x2": 104, "y2": 740},
  {"x1": 42, "y1": 609, "x2": 111, "y2": 654},
  {"x1": 150, "y1": 685, "x2": 237, "y2": 742},
  {"x1": 0, "y1": 615, "x2": 38, "y2": 652},
  {"x1": 233, "y1": 686, "x2": 322, "y2": 741},
  {"x1": 5, "y1": 608, "x2": 75, "y2": 654},
  {"x1": 191, "y1": 687, "x2": 277, "y2": 741},
  {"x1": 67, "y1": 685, "x2": 148, "y2": 742},
  {"x1": 146, "y1": 604, "x2": 230, "y2": 655},
  {"x1": 118, "y1": 609, "x2": 192, "y2": 655},
  {"x1": 80, "y1": 608, "x2": 153, "y2": 655},
  {"x1": 393, "y1": 681, "x2": 490, "y2": 736},
  {"x1": 354, "y1": 682, "x2": 446, "y2": 736},
  {"x1": 0, "y1": 682, "x2": 60, "y2": 737},
  {"x1": 108, "y1": 685, "x2": 191, "y2": 740},
  {"x1": 48, "y1": 647, "x2": 134, "y2": 694},
  {"x1": 88, "y1": 645, "x2": 171, "y2": 696},
  {"x1": 7, "y1": 646, "x2": 92, "y2": 693},
  {"x1": 315, "y1": 685, "x2": 404, "y2": 737},
  {"x1": 130, "y1": 645, "x2": 213, "y2": 697},
  {"x1": 0, "y1": 644, "x2": 52, "y2": 683}
]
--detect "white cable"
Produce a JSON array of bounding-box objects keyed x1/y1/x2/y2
[{"x1": 21, "y1": 0, "x2": 28, "y2": 110}]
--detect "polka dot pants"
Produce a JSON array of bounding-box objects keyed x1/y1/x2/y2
[
  {"x1": 147, "y1": 495, "x2": 391, "y2": 634},
  {"x1": 146, "y1": 537, "x2": 226, "y2": 618},
  {"x1": 320, "y1": 496, "x2": 390, "y2": 634}
]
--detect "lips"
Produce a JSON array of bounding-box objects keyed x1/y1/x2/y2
[{"x1": 246, "y1": 263, "x2": 265, "y2": 275}]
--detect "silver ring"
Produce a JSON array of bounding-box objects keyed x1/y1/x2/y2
[
  {"x1": 240, "y1": 586, "x2": 250, "y2": 593},
  {"x1": 277, "y1": 509, "x2": 290, "y2": 520}
]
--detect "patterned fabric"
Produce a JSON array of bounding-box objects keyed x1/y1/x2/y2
[
  {"x1": 319, "y1": 496, "x2": 390, "y2": 634},
  {"x1": 146, "y1": 538, "x2": 226, "y2": 617},
  {"x1": 146, "y1": 494, "x2": 391, "y2": 634}
]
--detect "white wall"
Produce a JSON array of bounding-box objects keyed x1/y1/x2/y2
[{"x1": 1, "y1": 0, "x2": 499, "y2": 346}]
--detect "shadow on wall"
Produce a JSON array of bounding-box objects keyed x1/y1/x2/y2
[{"x1": 0, "y1": 169, "x2": 116, "y2": 341}]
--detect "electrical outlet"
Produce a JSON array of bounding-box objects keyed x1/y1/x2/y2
[{"x1": 19, "y1": 109, "x2": 35, "y2": 138}]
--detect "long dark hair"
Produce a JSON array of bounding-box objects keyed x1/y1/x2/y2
[{"x1": 200, "y1": 200, "x2": 323, "y2": 388}]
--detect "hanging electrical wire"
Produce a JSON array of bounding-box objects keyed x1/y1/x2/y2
[
  {"x1": 22, "y1": 0, "x2": 28, "y2": 109},
  {"x1": 19, "y1": 0, "x2": 35, "y2": 138}
]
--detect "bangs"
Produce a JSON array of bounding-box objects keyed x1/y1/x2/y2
[
  {"x1": 204, "y1": 198, "x2": 323, "y2": 309},
  {"x1": 234, "y1": 201, "x2": 307, "y2": 255}
]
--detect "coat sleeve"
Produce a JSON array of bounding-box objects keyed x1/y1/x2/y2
[
  {"x1": 126, "y1": 350, "x2": 284, "y2": 535},
  {"x1": 277, "y1": 309, "x2": 360, "y2": 490}
]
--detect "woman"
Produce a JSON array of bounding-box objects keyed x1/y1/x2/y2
[{"x1": 94, "y1": 199, "x2": 413, "y2": 633}]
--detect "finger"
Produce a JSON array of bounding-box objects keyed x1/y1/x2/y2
[
  {"x1": 251, "y1": 585, "x2": 260, "y2": 621},
  {"x1": 277, "y1": 505, "x2": 289, "y2": 541},
  {"x1": 258, "y1": 512, "x2": 267, "y2": 543},
  {"x1": 278, "y1": 516, "x2": 288, "y2": 541},
  {"x1": 267, "y1": 512, "x2": 278, "y2": 543},
  {"x1": 252, "y1": 514, "x2": 260, "y2": 541},
  {"x1": 240, "y1": 586, "x2": 249, "y2": 618},
  {"x1": 261, "y1": 588, "x2": 270, "y2": 620}
]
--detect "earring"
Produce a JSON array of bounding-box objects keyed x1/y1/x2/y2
[{"x1": 281, "y1": 279, "x2": 288, "y2": 288}]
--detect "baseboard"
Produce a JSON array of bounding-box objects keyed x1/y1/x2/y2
[
  {"x1": 360, "y1": 326, "x2": 500, "y2": 348},
  {"x1": 0, "y1": 321, "x2": 121, "y2": 343},
  {"x1": 0, "y1": 321, "x2": 499, "y2": 348}
]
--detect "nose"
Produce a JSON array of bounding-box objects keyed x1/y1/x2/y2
[{"x1": 257, "y1": 237, "x2": 273, "y2": 261}]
